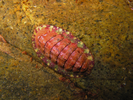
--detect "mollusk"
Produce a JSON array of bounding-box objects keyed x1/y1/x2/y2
[{"x1": 32, "y1": 25, "x2": 94, "y2": 77}]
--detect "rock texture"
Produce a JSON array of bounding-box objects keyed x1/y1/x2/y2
[{"x1": 0, "y1": 0, "x2": 133, "y2": 99}]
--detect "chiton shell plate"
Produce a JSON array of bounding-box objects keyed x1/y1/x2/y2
[{"x1": 32, "y1": 25, "x2": 94, "y2": 77}]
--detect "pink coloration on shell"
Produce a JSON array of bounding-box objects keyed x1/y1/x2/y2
[{"x1": 32, "y1": 25, "x2": 94, "y2": 77}]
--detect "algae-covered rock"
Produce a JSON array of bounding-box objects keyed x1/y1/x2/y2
[{"x1": 0, "y1": 0, "x2": 133, "y2": 99}]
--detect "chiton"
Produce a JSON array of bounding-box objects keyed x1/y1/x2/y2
[{"x1": 32, "y1": 25, "x2": 94, "y2": 77}]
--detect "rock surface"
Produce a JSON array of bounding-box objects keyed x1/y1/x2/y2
[{"x1": 0, "y1": 0, "x2": 133, "y2": 99}]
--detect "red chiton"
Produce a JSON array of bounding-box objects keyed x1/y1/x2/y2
[{"x1": 32, "y1": 25, "x2": 94, "y2": 77}]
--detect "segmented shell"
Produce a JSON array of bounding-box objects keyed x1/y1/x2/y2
[{"x1": 32, "y1": 25, "x2": 94, "y2": 77}]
